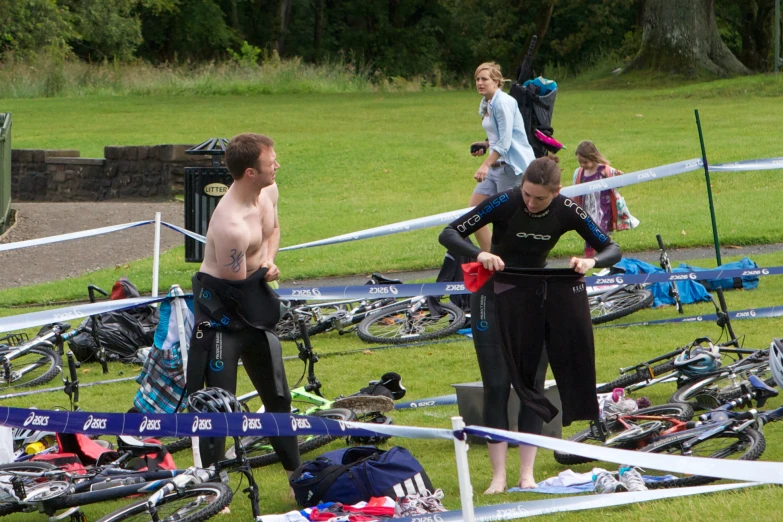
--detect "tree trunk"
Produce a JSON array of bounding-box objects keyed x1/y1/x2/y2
[
  {"x1": 738, "y1": 0, "x2": 774, "y2": 71},
  {"x1": 312, "y1": 0, "x2": 324, "y2": 60},
  {"x1": 626, "y1": 0, "x2": 750, "y2": 76},
  {"x1": 275, "y1": 0, "x2": 294, "y2": 56}
]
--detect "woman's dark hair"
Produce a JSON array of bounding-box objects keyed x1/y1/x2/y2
[{"x1": 521, "y1": 156, "x2": 561, "y2": 190}]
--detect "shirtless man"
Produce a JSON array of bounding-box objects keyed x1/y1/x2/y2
[{"x1": 186, "y1": 133, "x2": 300, "y2": 476}]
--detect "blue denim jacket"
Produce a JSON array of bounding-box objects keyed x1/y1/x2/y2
[{"x1": 478, "y1": 89, "x2": 536, "y2": 175}]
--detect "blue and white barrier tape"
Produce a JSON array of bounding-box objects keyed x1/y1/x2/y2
[
  {"x1": 0, "y1": 221, "x2": 153, "y2": 252},
  {"x1": 279, "y1": 156, "x2": 783, "y2": 252},
  {"x1": 395, "y1": 394, "x2": 459, "y2": 410},
  {"x1": 161, "y1": 222, "x2": 206, "y2": 244},
  {"x1": 465, "y1": 425, "x2": 783, "y2": 484},
  {"x1": 394, "y1": 483, "x2": 759, "y2": 522},
  {"x1": 2, "y1": 266, "x2": 782, "y2": 333},
  {"x1": 599, "y1": 304, "x2": 783, "y2": 328},
  {"x1": 2, "y1": 404, "x2": 781, "y2": 485},
  {"x1": 0, "y1": 406, "x2": 452, "y2": 441}
]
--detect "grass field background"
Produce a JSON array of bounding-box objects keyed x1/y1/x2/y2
[{"x1": 1, "y1": 74, "x2": 783, "y2": 520}]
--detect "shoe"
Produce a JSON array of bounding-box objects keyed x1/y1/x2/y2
[
  {"x1": 592, "y1": 470, "x2": 627, "y2": 494},
  {"x1": 396, "y1": 495, "x2": 428, "y2": 517},
  {"x1": 618, "y1": 466, "x2": 648, "y2": 492},
  {"x1": 417, "y1": 489, "x2": 447, "y2": 513}
]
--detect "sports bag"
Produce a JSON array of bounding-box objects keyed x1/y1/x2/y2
[
  {"x1": 289, "y1": 446, "x2": 433, "y2": 507},
  {"x1": 677, "y1": 257, "x2": 760, "y2": 291}
]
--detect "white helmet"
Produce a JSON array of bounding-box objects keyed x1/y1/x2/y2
[
  {"x1": 674, "y1": 338, "x2": 721, "y2": 378},
  {"x1": 769, "y1": 338, "x2": 783, "y2": 389}
]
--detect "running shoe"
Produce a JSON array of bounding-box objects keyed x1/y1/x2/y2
[
  {"x1": 618, "y1": 466, "x2": 648, "y2": 492},
  {"x1": 418, "y1": 489, "x2": 447, "y2": 513},
  {"x1": 592, "y1": 470, "x2": 627, "y2": 494},
  {"x1": 396, "y1": 495, "x2": 428, "y2": 517}
]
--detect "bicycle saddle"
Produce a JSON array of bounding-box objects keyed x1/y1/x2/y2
[{"x1": 368, "y1": 273, "x2": 403, "y2": 285}]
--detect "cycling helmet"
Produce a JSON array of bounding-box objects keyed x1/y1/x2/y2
[
  {"x1": 377, "y1": 372, "x2": 406, "y2": 401},
  {"x1": 187, "y1": 387, "x2": 245, "y2": 414},
  {"x1": 673, "y1": 338, "x2": 721, "y2": 377},
  {"x1": 769, "y1": 338, "x2": 783, "y2": 389}
]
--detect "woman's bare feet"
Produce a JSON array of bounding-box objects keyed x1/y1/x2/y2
[
  {"x1": 483, "y1": 479, "x2": 507, "y2": 495},
  {"x1": 517, "y1": 476, "x2": 537, "y2": 489}
]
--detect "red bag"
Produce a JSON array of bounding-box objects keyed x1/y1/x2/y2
[
  {"x1": 30, "y1": 453, "x2": 87, "y2": 474},
  {"x1": 461, "y1": 262, "x2": 494, "y2": 292}
]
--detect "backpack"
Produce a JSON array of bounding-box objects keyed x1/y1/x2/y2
[{"x1": 289, "y1": 446, "x2": 433, "y2": 507}]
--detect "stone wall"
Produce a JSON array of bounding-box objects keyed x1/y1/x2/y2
[{"x1": 11, "y1": 145, "x2": 214, "y2": 201}]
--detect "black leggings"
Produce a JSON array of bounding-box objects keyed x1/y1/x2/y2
[
  {"x1": 186, "y1": 328, "x2": 301, "y2": 471},
  {"x1": 493, "y1": 269, "x2": 599, "y2": 426},
  {"x1": 470, "y1": 276, "x2": 549, "y2": 439}
]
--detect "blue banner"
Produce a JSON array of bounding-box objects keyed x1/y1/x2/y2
[
  {"x1": 394, "y1": 394, "x2": 458, "y2": 410},
  {"x1": 599, "y1": 304, "x2": 783, "y2": 328}
]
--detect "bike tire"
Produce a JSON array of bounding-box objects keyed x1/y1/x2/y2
[
  {"x1": 589, "y1": 287, "x2": 653, "y2": 325},
  {"x1": 238, "y1": 408, "x2": 355, "y2": 469},
  {"x1": 553, "y1": 403, "x2": 693, "y2": 465},
  {"x1": 0, "y1": 345, "x2": 61, "y2": 389},
  {"x1": 641, "y1": 428, "x2": 765, "y2": 489},
  {"x1": 356, "y1": 301, "x2": 465, "y2": 345},
  {"x1": 161, "y1": 436, "x2": 192, "y2": 455},
  {"x1": 0, "y1": 461, "x2": 58, "y2": 517},
  {"x1": 596, "y1": 361, "x2": 677, "y2": 394},
  {"x1": 96, "y1": 482, "x2": 233, "y2": 522},
  {"x1": 669, "y1": 361, "x2": 773, "y2": 410}
]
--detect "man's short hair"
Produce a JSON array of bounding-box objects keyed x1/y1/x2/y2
[{"x1": 225, "y1": 133, "x2": 274, "y2": 180}]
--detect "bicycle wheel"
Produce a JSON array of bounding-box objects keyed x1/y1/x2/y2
[
  {"x1": 669, "y1": 361, "x2": 773, "y2": 410},
  {"x1": 640, "y1": 428, "x2": 765, "y2": 489},
  {"x1": 161, "y1": 436, "x2": 192, "y2": 454},
  {"x1": 356, "y1": 301, "x2": 465, "y2": 345},
  {"x1": 276, "y1": 304, "x2": 348, "y2": 341},
  {"x1": 596, "y1": 361, "x2": 677, "y2": 394},
  {"x1": 229, "y1": 408, "x2": 355, "y2": 469},
  {"x1": 0, "y1": 461, "x2": 57, "y2": 516},
  {"x1": 553, "y1": 403, "x2": 693, "y2": 465},
  {"x1": 589, "y1": 287, "x2": 653, "y2": 325},
  {"x1": 97, "y1": 482, "x2": 233, "y2": 522},
  {"x1": 0, "y1": 346, "x2": 61, "y2": 389}
]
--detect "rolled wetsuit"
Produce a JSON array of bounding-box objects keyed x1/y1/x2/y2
[
  {"x1": 186, "y1": 268, "x2": 301, "y2": 471},
  {"x1": 439, "y1": 188, "x2": 621, "y2": 429}
]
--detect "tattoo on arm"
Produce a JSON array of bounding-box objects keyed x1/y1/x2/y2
[{"x1": 223, "y1": 249, "x2": 245, "y2": 273}]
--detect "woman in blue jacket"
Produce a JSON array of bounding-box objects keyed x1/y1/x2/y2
[{"x1": 469, "y1": 62, "x2": 536, "y2": 251}]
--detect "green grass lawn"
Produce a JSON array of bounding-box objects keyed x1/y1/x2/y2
[
  {"x1": 1, "y1": 74, "x2": 782, "y2": 289},
  {"x1": 2, "y1": 75, "x2": 783, "y2": 520},
  {"x1": 3, "y1": 250, "x2": 783, "y2": 521}
]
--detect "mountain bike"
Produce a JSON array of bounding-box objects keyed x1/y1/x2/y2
[
  {"x1": 596, "y1": 289, "x2": 751, "y2": 394},
  {"x1": 0, "y1": 417, "x2": 263, "y2": 521}
]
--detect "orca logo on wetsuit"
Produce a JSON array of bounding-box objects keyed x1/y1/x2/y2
[
  {"x1": 563, "y1": 198, "x2": 607, "y2": 242},
  {"x1": 516, "y1": 232, "x2": 551, "y2": 240},
  {"x1": 456, "y1": 194, "x2": 510, "y2": 233},
  {"x1": 476, "y1": 320, "x2": 489, "y2": 331}
]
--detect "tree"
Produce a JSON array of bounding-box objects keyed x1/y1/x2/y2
[
  {"x1": 716, "y1": 0, "x2": 777, "y2": 71},
  {"x1": 626, "y1": 0, "x2": 750, "y2": 76}
]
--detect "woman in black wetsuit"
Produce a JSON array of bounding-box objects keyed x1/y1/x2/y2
[{"x1": 439, "y1": 156, "x2": 621, "y2": 493}]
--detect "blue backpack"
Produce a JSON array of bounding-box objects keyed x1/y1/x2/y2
[{"x1": 289, "y1": 446, "x2": 433, "y2": 507}]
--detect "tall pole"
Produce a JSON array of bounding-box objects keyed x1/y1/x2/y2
[
  {"x1": 694, "y1": 110, "x2": 722, "y2": 266},
  {"x1": 775, "y1": 0, "x2": 781, "y2": 73}
]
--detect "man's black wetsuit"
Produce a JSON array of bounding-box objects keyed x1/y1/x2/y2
[
  {"x1": 185, "y1": 268, "x2": 300, "y2": 471},
  {"x1": 439, "y1": 188, "x2": 621, "y2": 431}
]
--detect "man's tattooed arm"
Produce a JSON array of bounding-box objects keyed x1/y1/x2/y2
[{"x1": 223, "y1": 249, "x2": 245, "y2": 273}]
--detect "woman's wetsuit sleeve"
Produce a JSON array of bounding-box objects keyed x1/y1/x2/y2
[
  {"x1": 438, "y1": 190, "x2": 516, "y2": 259},
  {"x1": 562, "y1": 197, "x2": 622, "y2": 268}
]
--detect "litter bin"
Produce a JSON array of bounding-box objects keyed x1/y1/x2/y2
[
  {"x1": 184, "y1": 138, "x2": 232, "y2": 263},
  {"x1": 451, "y1": 380, "x2": 562, "y2": 443}
]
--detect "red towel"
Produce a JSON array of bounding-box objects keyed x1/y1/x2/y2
[{"x1": 461, "y1": 262, "x2": 494, "y2": 292}]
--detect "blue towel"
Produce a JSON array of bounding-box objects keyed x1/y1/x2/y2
[
  {"x1": 507, "y1": 474, "x2": 677, "y2": 494},
  {"x1": 614, "y1": 258, "x2": 712, "y2": 308}
]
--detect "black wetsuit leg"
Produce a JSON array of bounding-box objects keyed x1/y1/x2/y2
[
  {"x1": 189, "y1": 328, "x2": 300, "y2": 471},
  {"x1": 494, "y1": 272, "x2": 599, "y2": 427},
  {"x1": 471, "y1": 279, "x2": 550, "y2": 437},
  {"x1": 240, "y1": 333, "x2": 301, "y2": 471},
  {"x1": 470, "y1": 278, "x2": 511, "y2": 436}
]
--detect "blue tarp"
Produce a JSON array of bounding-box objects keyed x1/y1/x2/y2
[{"x1": 614, "y1": 258, "x2": 712, "y2": 308}]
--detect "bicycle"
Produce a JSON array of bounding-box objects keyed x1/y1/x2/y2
[
  {"x1": 595, "y1": 288, "x2": 753, "y2": 394},
  {"x1": 277, "y1": 273, "x2": 466, "y2": 344},
  {"x1": 587, "y1": 273, "x2": 654, "y2": 325},
  {"x1": 556, "y1": 375, "x2": 777, "y2": 488},
  {"x1": 0, "y1": 389, "x2": 265, "y2": 522}
]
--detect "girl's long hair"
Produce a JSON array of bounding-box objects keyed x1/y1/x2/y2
[{"x1": 575, "y1": 140, "x2": 610, "y2": 166}]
